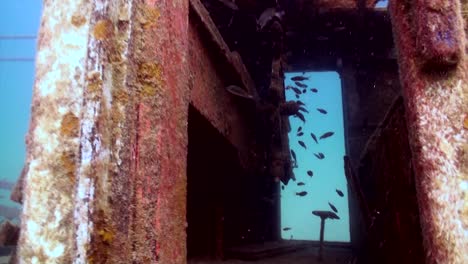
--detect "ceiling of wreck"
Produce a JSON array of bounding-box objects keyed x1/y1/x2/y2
[{"x1": 202, "y1": 0, "x2": 395, "y2": 78}]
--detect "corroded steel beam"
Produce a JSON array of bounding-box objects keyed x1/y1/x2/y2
[
  {"x1": 18, "y1": 0, "x2": 189, "y2": 263},
  {"x1": 389, "y1": 0, "x2": 467, "y2": 263},
  {"x1": 189, "y1": 0, "x2": 257, "y2": 151}
]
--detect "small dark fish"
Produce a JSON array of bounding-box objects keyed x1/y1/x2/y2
[
  {"x1": 297, "y1": 132, "x2": 304, "y2": 137},
  {"x1": 316, "y1": 35, "x2": 329, "y2": 41},
  {"x1": 296, "y1": 191, "x2": 308, "y2": 196},
  {"x1": 314, "y1": 153, "x2": 325, "y2": 159},
  {"x1": 319, "y1": 131, "x2": 334, "y2": 140},
  {"x1": 310, "y1": 133, "x2": 318, "y2": 144},
  {"x1": 298, "y1": 141, "x2": 306, "y2": 149},
  {"x1": 217, "y1": 0, "x2": 239, "y2": 10},
  {"x1": 295, "y1": 94, "x2": 300, "y2": 99},
  {"x1": 291, "y1": 87, "x2": 302, "y2": 94},
  {"x1": 302, "y1": 89, "x2": 307, "y2": 93},
  {"x1": 282, "y1": 185, "x2": 285, "y2": 190},
  {"x1": 297, "y1": 182, "x2": 305, "y2": 186},
  {"x1": 311, "y1": 88, "x2": 318, "y2": 93},
  {"x1": 286, "y1": 85, "x2": 292, "y2": 90},
  {"x1": 296, "y1": 100, "x2": 305, "y2": 106},
  {"x1": 298, "y1": 106, "x2": 309, "y2": 113},
  {"x1": 226, "y1": 85, "x2": 254, "y2": 99},
  {"x1": 291, "y1": 150, "x2": 297, "y2": 161},
  {"x1": 295, "y1": 82, "x2": 307, "y2": 88},
  {"x1": 334, "y1": 26, "x2": 346, "y2": 32},
  {"x1": 291, "y1": 76, "x2": 309, "y2": 81},
  {"x1": 295, "y1": 112, "x2": 305, "y2": 123},
  {"x1": 283, "y1": 227, "x2": 292, "y2": 231},
  {"x1": 336, "y1": 189, "x2": 344, "y2": 197},
  {"x1": 297, "y1": 126, "x2": 302, "y2": 132},
  {"x1": 329, "y1": 202, "x2": 338, "y2": 213},
  {"x1": 307, "y1": 170, "x2": 313, "y2": 177},
  {"x1": 317, "y1": 108, "x2": 328, "y2": 114}
]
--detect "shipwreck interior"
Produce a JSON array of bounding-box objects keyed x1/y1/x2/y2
[
  {"x1": 3, "y1": 0, "x2": 467, "y2": 263},
  {"x1": 184, "y1": 0, "x2": 424, "y2": 263}
]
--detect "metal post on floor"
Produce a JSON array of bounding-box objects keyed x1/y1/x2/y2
[{"x1": 318, "y1": 217, "x2": 325, "y2": 262}]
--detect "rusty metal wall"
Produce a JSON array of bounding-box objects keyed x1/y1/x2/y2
[
  {"x1": 389, "y1": 1, "x2": 468, "y2": 263},
  {"x1": 358, "y1": 97, "x2": 425, "y2": 263},
  {"x1": 17, "y1": 0, "x2": 190, "y2": 263}
]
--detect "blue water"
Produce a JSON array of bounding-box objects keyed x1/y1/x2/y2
[
  {"x1": 0, "y1": 1, "x2": 42, "y2": 223},
  {"x1": 376, "y1": 0, "x2": 388, "y2": 8},
  {"x1": 281, "y1": 72, "x2": 350, "y2": 242}
]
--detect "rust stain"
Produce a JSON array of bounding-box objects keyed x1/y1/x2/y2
[
  {"x1": 60, "y1": 112, "x2": 80, "y2": 137},
  {"x1": 93, "y1": 19, "x2": 114, "y2": 40},
  {"x1": 60, "y1": 151, "x2": 77, "y2": 183},
  {"x1": 71, "y1": 14, "x2": 86, "y2": 27},
  {"x1": 88, "y1": 209, "x2": 115, "y2": 264}
]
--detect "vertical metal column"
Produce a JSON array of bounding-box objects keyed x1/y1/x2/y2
[
  {"x1": 389, "y1": 1, "x2": 468, "y2": 263},
  {"x1": 17, "y1": 0, "x2": 190, "y2": 263}
]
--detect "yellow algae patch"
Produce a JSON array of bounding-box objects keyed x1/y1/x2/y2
[
  {"x1": 140, "y1": 84, "x2": 158, "y2": 97},
  {"x1": 112, "y1": 88, "x2": 129, "y2": 104},
  {"x1": 60, "y1": 151, "x2": 77, "y2": 182},
  {"x1": 137, "y1": 7, "x2": 160, "y2": 29},
  {"x1": 93, "y1": 19, "x2": 114, "y2": 40},
  {"x1": 60, "y1": 112, "x2": 80, "y2": 137},
  {"x1": 86, "y1": 72, "x2": 103, "y2": 94},
  {"x1": 71, "y1": 14, "x2": 86, "y2": 27},
  {"x1": 137, "y1": 62, "x2": 162, "y2": 97},
  {"x1": 97, "y1": 228, "x2": 114, "y2": 244},
  {"x1": 138, "y1": 62, "x2": 162, "y2": 82}
]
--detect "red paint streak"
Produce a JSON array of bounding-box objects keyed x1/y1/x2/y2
[
  {"x1": 395, "y1": 211, "x2": 401, "y2": 235},
  {"x1": 145, "y1": 0, "x2": 157, "y2": 6},
  {"x1": 135, "y1": 103, "x2": 143, "y2": 203},
  {"x1": 152, "y1": 5, "x2": 188, "y2": 261}
]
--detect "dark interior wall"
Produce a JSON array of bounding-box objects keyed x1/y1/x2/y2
[
  {"x1": 340, "y1": 59, "x2": 401, "y2": 253},
  {"x1": 187, "y1": 106, "x2": 278, "y2": 259},
  {"x1": 341, "y1": 61, "x2": 401, "y2": 166},
  {"x1": 357, "y1": 98, "x2": 425, "y2": 264}
]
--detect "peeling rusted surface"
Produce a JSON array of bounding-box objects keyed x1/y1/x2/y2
[
  {"x1": 415, "y1": 0, "x2": 464, "y2": 69},
  {"x1": 189, "y1": 22, "x2": 250, "y2": 150},
  {"x1": 188, "y1": 0, "x2": 257, "y2": 152},
  {"x1": 19, "y1": 0, "x2": 190, "y2": 263},
  {"x1": 189, "y1": 0, "x2": 257, "y2": 99},
  {"x1": 18, "y1": 0, "x2": 92, "y2": 263},
  {"x1": 127, "y1": 1, "x2": 189, "y2": 263},
  {"x1": 390, "y1": 1, "x2": 468, "y2": 263}
]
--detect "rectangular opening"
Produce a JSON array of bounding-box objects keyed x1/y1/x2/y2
[{"x1": 281, "y1": 71, "x2": 350, "y2": 242}]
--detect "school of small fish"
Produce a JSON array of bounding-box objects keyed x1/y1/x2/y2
[{"x1": 282, "y1": 73, "x2": 346, "y2": 234}]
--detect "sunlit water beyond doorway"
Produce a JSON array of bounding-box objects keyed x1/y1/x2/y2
[{"x1": 281, "y1": 71, "x2": 350, "y2": 242}]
